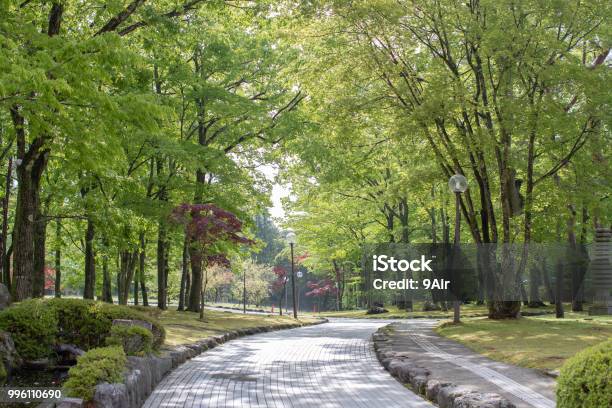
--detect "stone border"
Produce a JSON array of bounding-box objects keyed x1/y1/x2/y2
[
  {"x1": 42, "y1": 318, "x2": 327, "y2": 408},
  {"x1": 372, "y1": 325, "x2": 516, "y2": 408}
]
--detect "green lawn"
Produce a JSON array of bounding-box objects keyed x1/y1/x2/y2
[
  {"x1": 156, "y1": 308, "x2": 318, "y2": 346},
  {"x1": 436, "y1": 313, "x2": 612, "y2": 371}
]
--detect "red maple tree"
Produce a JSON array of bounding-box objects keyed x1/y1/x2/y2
[{"x1": 172, "y1": 203, "x2": 253, "y2": 314}]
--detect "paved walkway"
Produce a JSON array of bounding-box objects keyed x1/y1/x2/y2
[
  {"x1": 386, "y1": 321, "x2": 557, "y2": 408},
  {"x1": 144, "y1": 319, "x2": 434, "y2": 408}
]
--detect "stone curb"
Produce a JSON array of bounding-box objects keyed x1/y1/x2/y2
[
  {"x1": 372, "y1": 325, "x2": 516, "y2": 408},
  {"x1": 44, "y1": 318, "x2": 327, "y2": 408}
]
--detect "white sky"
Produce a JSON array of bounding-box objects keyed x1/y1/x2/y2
[{"x1": 259, "y1": 163, "x2": 290, "y2": 220}]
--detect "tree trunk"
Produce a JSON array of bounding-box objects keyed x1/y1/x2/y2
[
  {"x1": 187, "y1": 247, "x2": 203, "y2": 312},
  {"x1": 185, "y1": 267, "x2": 191, "y2": 309},
  {"x1": 101, "y1": 250, "x2": 112, "y2": 303},
  {"x1": 118, "y1": 250, "x2": 137, "y2": 305},
  {"x1": 527, "y1": 265, "x2": 544, "y2": 307},
  {"x1": 54, "y1": 219, "x2": 61, "y2": 297},
  {"x1": 541, "y1": 259, "x2": 555, "y2": 304},
  {"x1": 83, "y1": 218, "x2": 96, "y2": 299},
  {"x1": 13, "y1": 145, "x2": 48, "y2": 300},
  {"x1": 0, "y1": 157, "x2": 12, "y2": 287},
  {"x1": 567, "y1": 204, "x2": 585, "y2": 312},
  {"x1": 555, "y1": 261, "x2": 564, "y2": 318},
  {"x1": 133, "y1": 274, "x2": 139, "y2": 305},
  {"x1": 139, "y1": 233, "x2": 148, "y2": 306},
  {"x1": 178, "y1": 237, "x2": 189, "y2": 311},
  {"x1": 3, "y1": 243, "x2": 11, "y2": 289},
  {"x1": 157, "y1": 221, "x2": 168, "y2": 310},
  {"x1": 572, "y1": 205, "x2": 589, "y2": 312},
  {"x1": 32, "y1": 214, "x2": 47, "y2": 297}
]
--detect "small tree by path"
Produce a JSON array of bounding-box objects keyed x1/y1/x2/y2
[
  {"x1": 171, "y1": 204, "x2": 253, "y2": 318},
  {"x1": 272, "y1": 266, "x2": 288, "y2": 316},
  {"x1": 306, "y1": 279, "x2": 338, "y2": 312}
]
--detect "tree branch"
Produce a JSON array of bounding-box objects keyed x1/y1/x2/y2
[
  {"x1": 118, "y1": 0, "x2": 208, "y2": 37},
  {"x1": 95, "y1": 0, "x2": 147, "y2": 36}
]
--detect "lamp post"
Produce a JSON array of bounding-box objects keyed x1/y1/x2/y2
[
  {"x1": 243, "y1": 267, "x2": 247, "y2": 314},
  {"x1": 286, "y1": 230, "x2": 298, "y2": 319},
  {"x1": 449, "y1": 174, "x2": 468, "y2": 324},
  {"x1": 296, "y1": 270, "x2": 303, "y2": 312}
]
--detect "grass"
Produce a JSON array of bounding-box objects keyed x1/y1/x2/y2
[
  {"x1": 157, "y1": 308, "x2": 318, "y2": 346},
  {"x1": 313, "y1": 302, "x2": 558, "y2": 319},
  {"x1": 436, "y1": 313, "x2": 612, "y2": 371}
]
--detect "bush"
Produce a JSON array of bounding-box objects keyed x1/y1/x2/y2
[
  {"x1": 0, "y1": 299, "x2": 165, "y2": 360},
  {"x1": 105, "y1": 325, "x2": 153, "y2": 356},
  {"x1": 0, "y1": 299, "x2": 58, "y2": 360},
  {"x1": 557, "y1": 339, "x2": 611, "y2": 408},
  {"x1": 64, "y1": 346, "x2": 127, "y2": 401},
  {"x1": 47, "y1": 298, "x2": 165, "y2": 350}
]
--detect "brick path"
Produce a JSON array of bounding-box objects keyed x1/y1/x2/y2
[{"x1": 144, "y1": 319, "x2": 434, "y2": 407}]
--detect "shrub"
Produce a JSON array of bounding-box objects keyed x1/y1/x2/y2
[
  {"x1": 0, "y1": 299, "x2": 58, "y2": 360},
  {"x1": 105, "y1": 325, "x2": 153, "y2": 356},
  {"x1": 0, "y1": 299, "x2": 165, "y2": 361},
  {"x1": 64, "y1": 346, "x2": 127, "y2": 401},
  {"x1": 557, "y1": 339, "x2": 611, "y2": 408},
  {"x1": 47, "y1": 298, "x2": 165, "y2": 350}
]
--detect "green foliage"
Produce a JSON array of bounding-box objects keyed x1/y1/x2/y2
[
  {"x1": 0, "y1": 299, "x2": 164, "y2": 361},
  {"x1": 0, "y1": 300, "x2": 58, "y2": 360},
  {"x1": 46, "y1": 298, "x2": 165, "y2": 350},
  {"x1": 557, "y1": 339, "x2": 612, "y2": 408},
  {"x1": 105, "y1": 325, "x2": 153, "y2": 356},
  {"x1": 64, "y1": 346, "x2": 127, "y2": 402}
]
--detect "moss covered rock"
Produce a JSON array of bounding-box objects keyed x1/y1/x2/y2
[
  {"x1": 64, "y1": 346, "x2": 127, "y2": 402},
  {"x1": 105, "y1": 324, "x2": 153, "y2": 356}
]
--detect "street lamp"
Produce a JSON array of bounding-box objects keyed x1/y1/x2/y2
[
  {"x1": 286, "y1": 230, "x2": 298, "y2": 319},
  {"x1": 449, "y1": 174, "x2": 468, "y2": 324},
  {"x1": 296, "y1": 270, "x2": 303, "y2": 312}
]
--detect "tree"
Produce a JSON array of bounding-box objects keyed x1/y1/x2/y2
[
  {"x1": 281, "y1": 0, "x2": 610, "y2": 318},
  {"x1": 171, "y1": 203, "x2": 253, "y2": 315}
]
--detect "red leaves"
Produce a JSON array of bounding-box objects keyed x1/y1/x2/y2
[
  {"x1": 171, "y1": 203, "x2": 254, "y2": 268},
  {"x1": 271, "y1": 265, "x2": 288, "y2": 292},
  {"x1": 305, "y1": 279, "x2": 337, "y2": 297},
  {"x1": 206, "y1": 254, "x2": 231, "y2": 268},
  {"x1": 171, "y1": 203, "x2": 254, "y2": 247}
]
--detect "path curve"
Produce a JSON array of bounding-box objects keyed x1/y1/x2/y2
[{"x1": 144, "y1": 319, "x2": 434, "y2": 408}]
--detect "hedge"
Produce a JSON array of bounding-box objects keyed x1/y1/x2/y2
[
  {"x1": 557, "y1": 339, "x2": 611, "y2": 408},
  {"x1": 46, "y1": 298, "x2": 165, "y2": 350},
  {"x1": 0, "y1": 299, "x2": 58, "y2": 360},
  {"x1": 0, "y1": 298, "x2": 165, "y2": 360}
]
